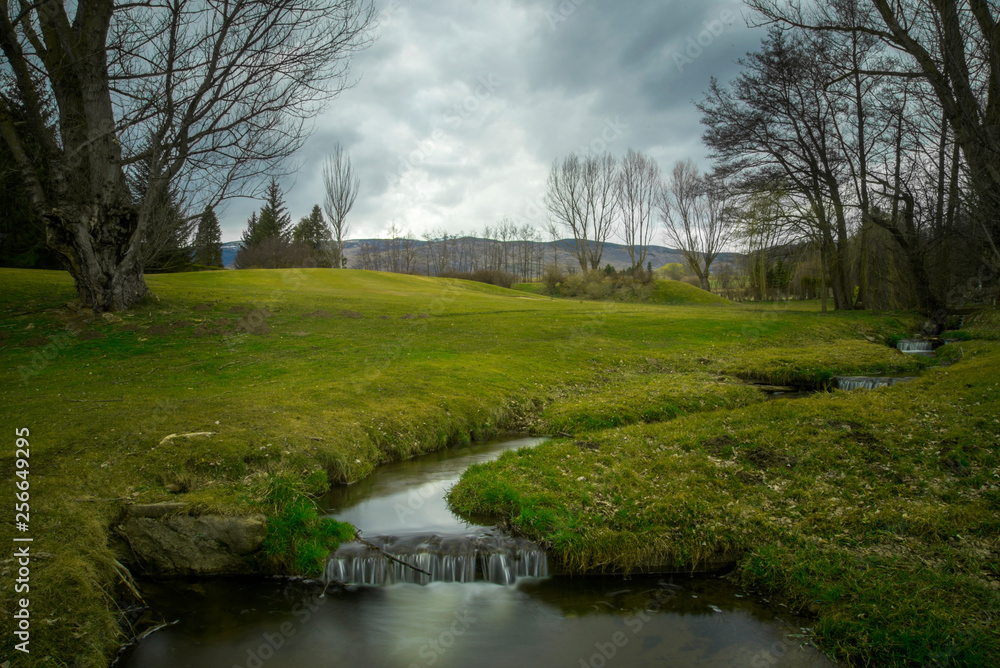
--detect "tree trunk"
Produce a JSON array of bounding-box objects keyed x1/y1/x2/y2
[
  {"x1": 699, "y1": 261, "x2": 712, "y2": 292},
  {"x1": 819, "y1": 246, "x2": 829, "y2": 314},
  {"x1": 46, "y1": 205, "x2": 150, "y2": 311}
]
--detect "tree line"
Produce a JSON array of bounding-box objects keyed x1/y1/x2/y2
[
  {"x1": 4, "y1": 0, "x2": 995, "y2": 314},
  {"x1": 1, "y1": 0, "x2": 376, "y2": 309},
  {"x1": 234, "y1": 144, "x2": 359, "y2": 270},
  {"x1": 699, "y1": 0, "x2": 999, "y2": 313}
]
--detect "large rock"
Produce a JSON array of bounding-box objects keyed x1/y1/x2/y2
[{"x1": 114, "y1": 505, "x2": 267, "y2": 575}]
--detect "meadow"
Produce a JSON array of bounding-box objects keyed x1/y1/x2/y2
[{"x1": 0, "y1": 267, "x2": 995, "y2": 666}]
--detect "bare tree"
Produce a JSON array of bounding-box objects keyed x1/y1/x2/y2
[
  {"x1": 545, "y1": 154, "x2": 587, "y2": 271},
  {"x1": 0, "y1": 0, "x2": 376, "y2": 309},
  {"x1": 545, "y1": 152, "x2": 619, "y2": 272},
  {"x1": 698, "y1": 28, "x2": 858, "y2": 308},
  {"x1": 323, "y1": 143, "x2": 361, "y2": 269},
  {"x1": 617, "y1": 148, "x2": 660, "y2": 271},
  {"x1": 658, "y1": 160, "x2": 733, "y2": 291},
  {"x1": 746, "y1": 0, "x2": 1000, "y2": 275}
]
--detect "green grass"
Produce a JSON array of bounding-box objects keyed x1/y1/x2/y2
[
  {"x1": 0, "y1": 266, "x2": 973, "y2": 667},
  {"x1": 449, "y1": 339, "x2": 1000, "y2": 667},
  {"x1": 648, "y1": 279, "x2": 733, "y2": 306},
  {"x1": 511, "y1": 282, "x2": 546, "y2": 295}
]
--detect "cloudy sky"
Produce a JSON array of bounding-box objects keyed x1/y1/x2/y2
[{"x1": 217, "y1": 0, "x2": 765, "y2": 242}]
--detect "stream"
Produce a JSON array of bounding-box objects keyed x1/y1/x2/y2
[{"x1": 117, "y1": 435, "x2": 836, "y2": 668}]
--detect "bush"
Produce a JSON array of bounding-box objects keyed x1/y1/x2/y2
[
  {"x1": 549, "y1": 269, "x2": 654, "y2": 302},
  {"x1": 681, "y1": 275, "x2": 702, "y2": 288},
  {"x1": 542, "y1": 264, "x2": 566, "y2": 295},
  {"x1": 439, "y1": 268, "x2": 519, "y2": 288},
  {"x1": 234, "y1": 238, "x2": 335, "y2": 269}
]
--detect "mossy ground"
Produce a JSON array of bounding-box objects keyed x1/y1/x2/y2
[
  {"x1": 0, "y1": 267, "x2": 983, "y2": 666},
  {"x1": 450, "y1": 338, "x2": 1000, "y2": 667}
]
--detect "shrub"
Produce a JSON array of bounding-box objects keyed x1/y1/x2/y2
[
  {"x1": 234, "y1": 238, "x2": 334, "y2": 269},
  {"x1": 439, "y1": 269, "x2": 519, "y2": 288},
  {"x1": 550, "y1": 269, "x2": 654, "y2": 302},
  {"x1": 541, "y1": 264, "x2": 566, "y2": 295}
]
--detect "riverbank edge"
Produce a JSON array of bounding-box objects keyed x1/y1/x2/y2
[{"x1": 448, "y1": 339, "x2": 1000, "y2": 667}]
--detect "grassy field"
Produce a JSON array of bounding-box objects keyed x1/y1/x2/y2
[{"x1": 0, "y1": 267, "x2": 991, "y2": 666}]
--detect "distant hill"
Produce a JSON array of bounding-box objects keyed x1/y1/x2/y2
[
  {"x1": 221, "y1": 241, "x2": 242, "y2": 268},
  {"x1": 220, "y1": 238, "x2": 740, "y2": 272}
]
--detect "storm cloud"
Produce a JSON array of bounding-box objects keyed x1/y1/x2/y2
[{"x1": 217, "y1": 0, "x2": 765, "y2": 242}]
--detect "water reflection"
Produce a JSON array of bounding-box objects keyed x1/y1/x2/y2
[
  {"x1": 118, "y1": 435, "x2": 836, "y2": 667},
  {"x1": 119, "y1": 577, "x2": 834, "y2": 668},
  {"x1": 323, "y1": 436, "x2": 547, "y2": 536}
]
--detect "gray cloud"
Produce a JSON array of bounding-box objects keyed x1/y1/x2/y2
[{"x1": 217, "y1": 0, "x2": 764, "y2": 242}]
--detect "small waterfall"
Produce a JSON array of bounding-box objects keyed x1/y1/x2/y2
[
  {"x1": 325, "y1": 534, "x2": 549, "y2": 586},
  {"x1": 834, "y1": 376, "x2": 916, "y2": 391},
  {"x1": 897, "y1": 339, "x2": 935, "y2": 353}
]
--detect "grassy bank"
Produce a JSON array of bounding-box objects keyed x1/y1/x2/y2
[
  {"x1": 0, "y1": 267, "x2": 938, "y2": 666},
  {"x1": 450, "y1": 337, "x2": 1000, "y2": 666}
]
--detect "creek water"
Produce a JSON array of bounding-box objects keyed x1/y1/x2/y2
[{"x1": 117, "y1": 435, "x2": 836, "y2": 668}]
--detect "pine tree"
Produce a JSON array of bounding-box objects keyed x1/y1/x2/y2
[
  {"x1": 194, "y1": 206, "x2": 223, "y2": 267},
  {"x1": 255, "y1": 177, "x2": 292, "y2": 242},
  {"x1": 291, "y1": 204, "x2": 334, "y2": 267},
  {"x1": 130, "y1": 151, "x2": 193, "y2": 272},
  {"x1": 241, "y1": 211, "x2": 260, "y2": 248},
  {"x1": 292, "y1": 205, "x2": 333, "y2": 249}
]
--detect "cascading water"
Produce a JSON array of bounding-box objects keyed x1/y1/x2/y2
[
  {"x1": 325, "y1": 534, "x2": 549, "y2": 586},
  {"x1": 118, "y1": 435, "x2": 838, "y2": 668},
  {"x1": 322, "y1": 435, "x2": 552, "y2": 588},
  {"x1": 897, "y1": 338, "x2": 935, "y2": 353},
  {"x1": 834, "y1": 376, "x2": 916, "y2": 391}
]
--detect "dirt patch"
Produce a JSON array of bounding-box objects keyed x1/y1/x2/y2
[
  {"x1": 235, "y1": 309, "x2": 271, "y2": 336},
  {"x1": 339, "y1": 310, "x2": 363, "y2": 319},
  {"x1": 192, "y1": 303, "x2": 214, "y2": 312},
  {"x1": 575, "y1": 441, "x2": 600, "y2": 451},
  {"x1": 229, "y1": 305, "x2": 250, "y2": 314},
  {"x1": 400, "y1": 314, "x2": 416, "y2": 320},
  {"x1": 0, "y1": 331, "x2": 11, "y2": 342},
  {"x1": 847, "y1": 431, "x2": 890, "y2": 457},
  {"x1": 78, "y1": 330, "x2": 104, "y2": 341},
  {"x1": 378, "y1": 315, "x2": 391, "y2": 320},
  {"x1": 20, "y1": 336, "x2": 49, "y2": 347},
  {"x1": 735, "y1": 470, "x2": 765, "y2": 485},
  {"x1": 702, "y1": 435, "x2": 737, "y2": 456},
  {"x1": 418, "y1": 313, "x2": 430, "y2": 319},
  {"x1": 742, "y1": 445, "x2": 798, "y2": 470},
  {"x1": 305, "y1": 310, "x2": 333, "y2": 318},
  {"x1": 193, "y1": 322, "x2": 233, "y2": 337},
  {"x1": 146, "y1": 321, "x2": 192, "y2": 336}
]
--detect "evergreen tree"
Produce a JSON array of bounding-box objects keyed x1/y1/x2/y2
[
  {"x1": 255, "y1": 177, "x2": 292, "y2": 242},
  {"x1": 292, "y1": 205, "x2": 333, "y2": 249},
  {"x1": 241, "y1": 211, "x2": 259, "y2": 248},
  {"x1": 130, "y1": 159, "x2": 191, "y2": 273},
  {"x1": 0, "y1": 73, "x2": 61, "y2": 269},
  {"x1": 194, "y1": 206, "x2": 223, "y2": 267},
  {"x1": 292, "y1": 204, "x2": 334, "y2": 267}
]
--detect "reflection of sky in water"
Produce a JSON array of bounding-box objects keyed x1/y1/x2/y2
[
  {"x1": 324, "y1": 436, "x2": 547, "y2": 536},
  {"x1": 122, "y1": 578, "x2": 836, "y2": 668},
  {"x1": 120, "y1": 437, "x2": 837, "y2": 668}
]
